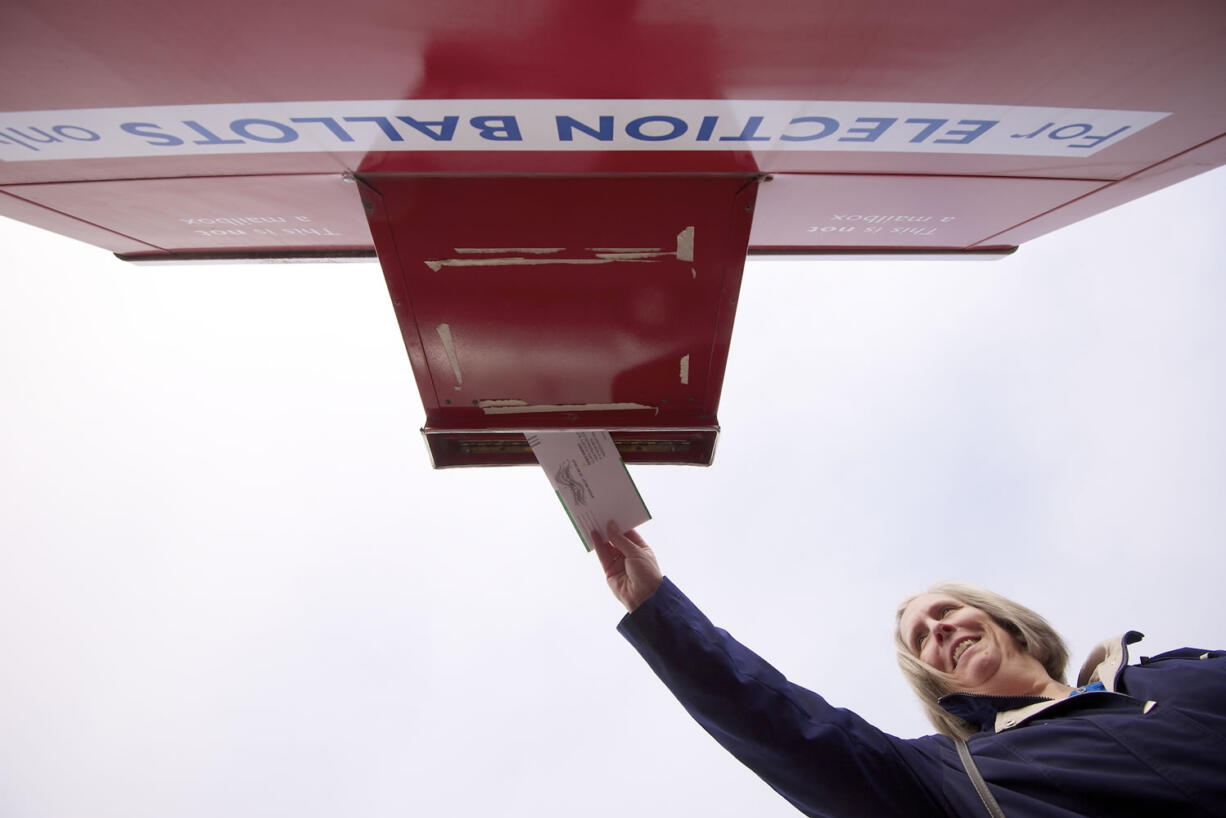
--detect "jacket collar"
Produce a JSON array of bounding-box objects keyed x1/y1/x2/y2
[
  {"x1": 1076, "y1": 629, "x2": 1143, "y2": 690},
  {"x1": 938, "y1": 631, "x2": 1143, "y2": 734}
]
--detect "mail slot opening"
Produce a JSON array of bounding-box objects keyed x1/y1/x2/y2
[{"x1": 423, "y1": 429, "x2": 717, "y2": 468}]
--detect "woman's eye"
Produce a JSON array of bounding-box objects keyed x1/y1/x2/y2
[{"x1": 939, "y1": 606, "x2": 956, "y2": 618}]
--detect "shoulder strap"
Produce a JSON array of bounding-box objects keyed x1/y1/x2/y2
[{"x1": 955, "y1": 737, "x2": 1007, "y2": 818}]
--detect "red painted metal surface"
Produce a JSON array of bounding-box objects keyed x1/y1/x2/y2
[
  {"x1": 749, "y1": 174, "x2": 1104, "y2": 251},
  {"x1": 0, "y1": 2, "x2": 1222, "y2": 257},
  {"x1": 6, "y1": 175, "x2": 370, "y2": 255},
  {"x1": 2, "y1": 1, "x2": 1224, "y2": 464},
  {"x1": 0, "y1": 189, "x2": 159, "y2": 254},
  {"x1": 361, "y1": 175, "x2": 756, "y2": 465}
]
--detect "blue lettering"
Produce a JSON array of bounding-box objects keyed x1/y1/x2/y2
[
  {"x1": 695, "y1": 115, "x2": 718, "y2": 141},
  {"x1": 0, "y1": 130, "x2": 38, "y2": 151},
  {"x1": 469, "y1": 116, "x2": 521, "y2": 141},
  {"x1": 231, "y1": 119, "x2": 298, "y2": 143},
  {"x1": 1050, "y1": 123, "x2": 1129, "y2": 149},
  {"x1": 120, "y1": 122, "x2": 185, "y2": 147},
  {"x1": 903, "y1": 118, "x2": 947, "y2": 143},
  {"x1": 719, "y1": 116, "x2": 770, "y2": 142},
  {"x1": 1011, "y1": 122, "x2": 1053, "y2": 139},
  {"x1": 343, "y1": 116, "x2": 404, "y2": 141},
  {"x1": 1049, "y1": 124, "x2": 1093, "y2": 140},
  {"x1": 183, "y1": 121, "x2": 244, "y2": 145},
  {"x1": 5, "y1": 127, "x2": 60, "y2": 147},
  {"x1": 556, "y1": 115, "x2": 613, "y2": 142},
  {"x1": 290, "y1": 117, "x2": 354, "y2": 142},
  {"x1": 625, "y1": 115, "x2": 687, "y2": 141},
  {"x1": 934, "y1": 119, "x2": 996, "y2": 144},
  {"x1": 779, "y1": 117, "x2": 838, "y2": 141},
  {"x1": 0, "y1": 124, "x2": 98, "y2": 150},
  {"x1": 398, "y1": 116, "x2": 460, "y2": 141},
  {"x1": 52, "y1": 125, "x2": 100, "y2": 142},
  {"x1": 838, "y1": 117, "x2": 896, "y2": 143}
]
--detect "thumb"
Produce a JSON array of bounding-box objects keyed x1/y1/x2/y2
[
  {"x1": 608, "y1": 525, "x2": 648, "y2": 555},
  {"x1": 619, "y1": 529, "x2": 650, "y2": 551}
]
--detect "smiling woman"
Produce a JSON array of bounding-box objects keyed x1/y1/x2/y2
[
  {"x1": 896, "y1": 583, "x2": 1072, "y2": 740},
  {"x1": 597, "y1": 528, "x2": 1226, "y2": 818}
]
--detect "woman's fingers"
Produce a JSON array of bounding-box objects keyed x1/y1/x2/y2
[
  {"x1": 593, "y1": 535, "x2": 625, "y2": 576},
  {"x1": 620, "y1": 529, "x2": 649, "y2": 551},
  {"x1": 607, "y1": 523, "x2": 647, "y2": 553},
  {"x1": 593, "y1": 524, "x2": 661, "y2": 612}
]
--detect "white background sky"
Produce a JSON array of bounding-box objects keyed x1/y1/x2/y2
[{"x1": 2, "y1": 166, "x2": 1224, "y2": 817}]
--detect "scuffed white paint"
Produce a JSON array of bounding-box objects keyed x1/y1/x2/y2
[
  {"x1": 426, "y1": 235, "x2": 695, "y2": 271},
  {"x1": 476, "y1": 399, "x2": 529, "y2": 408},
  {"x1": 676, "y1": 226, "x2": 695, "y2": 262},
  {"x1": 679, "y1": 354, "x2": 690, "y2": 385},
  {"x1": 594, "y1": 251, "x2": 673, "y2": 260},
  {"x1": 479, "y1": 402, "x2": 657, "y2": 415},
  {"x1": 425, "y1": 257, "x2": 661, "y2": 271},
  {"x1": 453, "y1": 248, "x2": 566, "y2": 254},
  {"x1": 435, "y1": 323, "x2": 463, "y2": 390}
]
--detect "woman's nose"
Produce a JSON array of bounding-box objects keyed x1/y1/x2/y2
[{"x1": 932, "y1": 622, "x2": 954, "y2": 643}]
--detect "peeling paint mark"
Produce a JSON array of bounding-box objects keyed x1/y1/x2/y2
[
  {"x1": 436, "y1": 323, "x2": 463, "y2": 390},
  {"x1": 477, "y1": 399, "x2": 529, "y2": 408},
  {"x1": 594, "y1": 251, "x2": 673, "y2": 261},
  {"x1": 425, "y1": 257, "x2": 661, "y2": 270},
  {"x1": 691, "y1": 267, "x2": 697, "y2": 279},
  {"x1": 479, "y1": 402, "x2": 657, "y2": 415},
  {"x1": 679, "y1": 354, "x2": 690, "y2": 385},
  {"x1": 426, "y1": 237, "x2": 696, "y2": 271},
  {"x1": 454, "y1": 247, "x2": 566, "y2": 254},
  {"x1": 676, "y1": 226, "x2": 695, "y2": 262}
]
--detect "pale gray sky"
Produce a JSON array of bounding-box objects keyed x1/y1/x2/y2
[{"x1": 2, "y1": 165, "x2": 1224, "y2": 817}]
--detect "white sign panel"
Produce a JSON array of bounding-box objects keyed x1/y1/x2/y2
[{"x1": 0, "y1": 99, "x2": 1167, "y2": 162}]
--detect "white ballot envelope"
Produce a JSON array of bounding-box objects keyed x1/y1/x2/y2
[{"x1": 527, "y1": 430, "x2": 651, "y2": 551}]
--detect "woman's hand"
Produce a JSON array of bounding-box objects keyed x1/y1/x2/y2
[{"x1": 593, "y1": 525, "x2": 662, "y2": 613}]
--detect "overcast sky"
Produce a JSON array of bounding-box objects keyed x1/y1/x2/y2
[{"x1": 2, "y1": 165, "x2": 1224, "y2": 818}]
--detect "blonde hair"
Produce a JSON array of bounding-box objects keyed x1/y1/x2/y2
[{"x1": 894, "y1": 582, "x2": 1069, "y2": 739}]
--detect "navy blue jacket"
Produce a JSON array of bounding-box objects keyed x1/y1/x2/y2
[{"x1": 619, "y1": 578, "x2": 1226, "y2": 818}]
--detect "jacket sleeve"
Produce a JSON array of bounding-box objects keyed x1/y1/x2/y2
[{"x1": 618, "y1": 578, "x2": 951, "y2": 818}]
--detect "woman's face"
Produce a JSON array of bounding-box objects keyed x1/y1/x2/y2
[{"x1": 899, "y1": 593, "x2": 1031, "y2": 695}]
